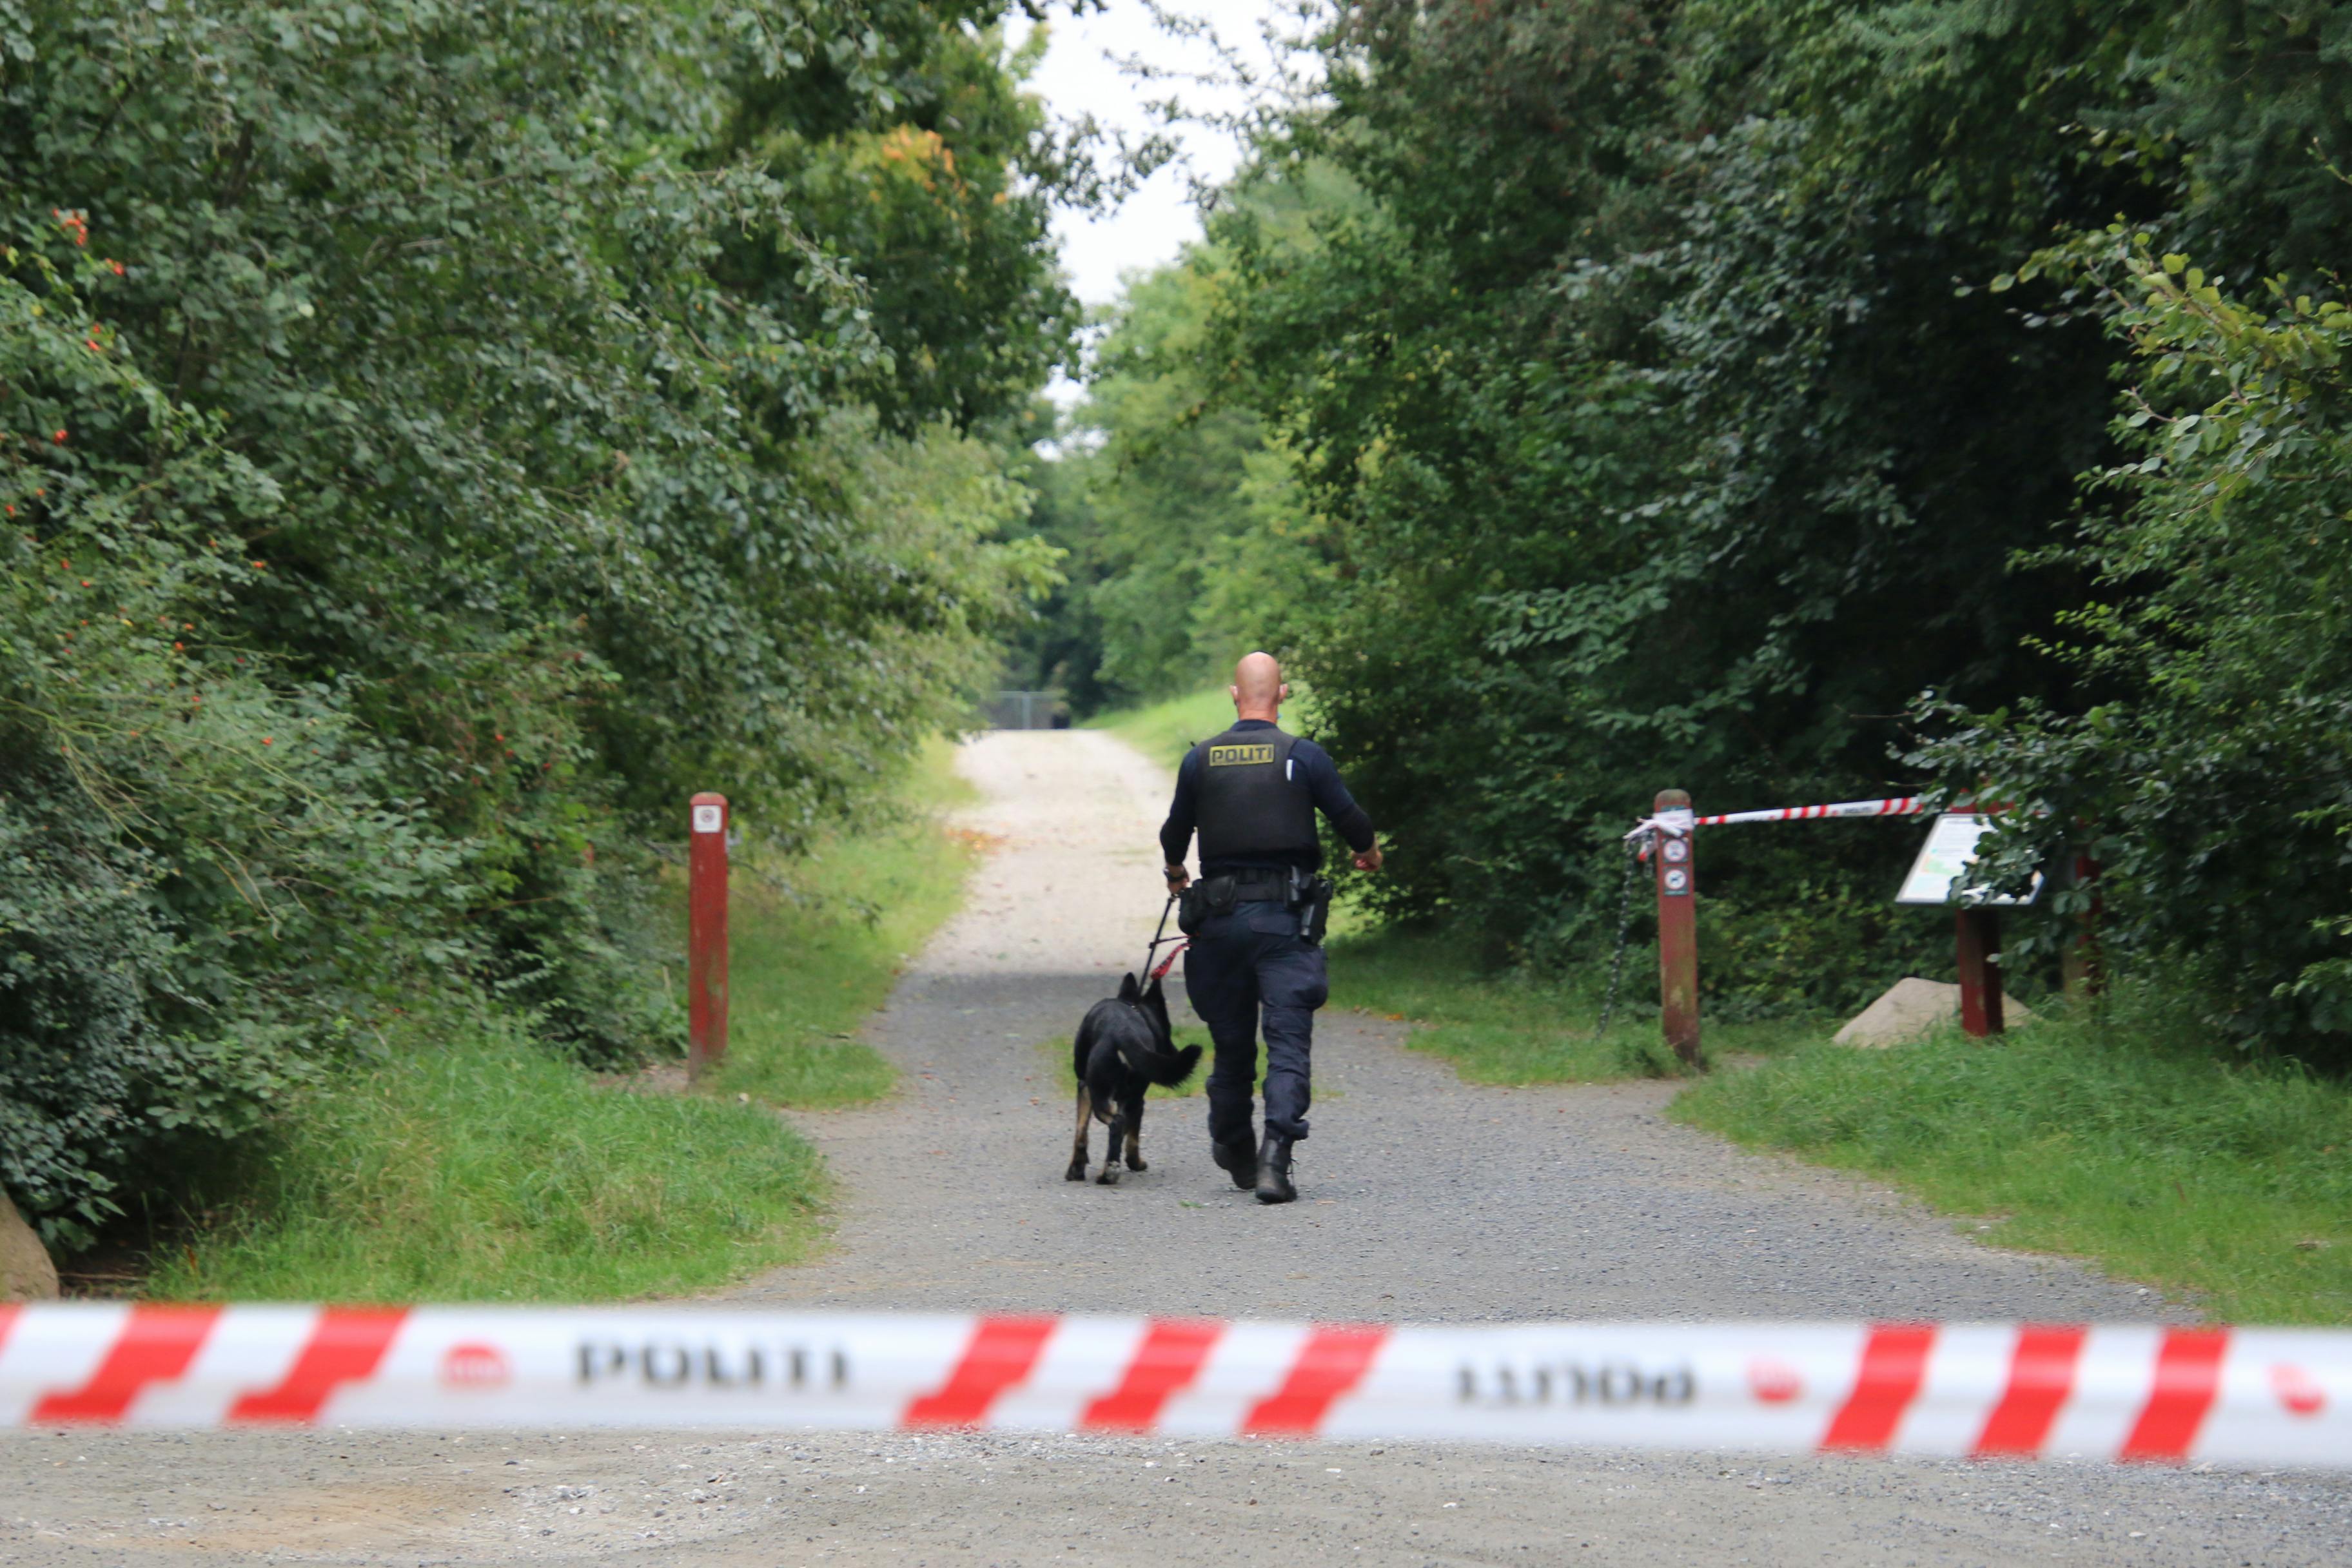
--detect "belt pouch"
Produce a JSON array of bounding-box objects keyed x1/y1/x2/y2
[{"x1": 1177, "y1": 874, "x2": 1239, "y2": 936}]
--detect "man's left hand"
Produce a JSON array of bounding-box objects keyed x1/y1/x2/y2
[{"x1": 1164, "y1": 863, "x2": 1191, "y2": 892}]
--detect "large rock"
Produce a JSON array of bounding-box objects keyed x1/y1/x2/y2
[
  {"x1": 1, "y1": 1190, "x2": 59, "y2": 1302},
  {"x1": 1833, "y1": 976, "x2": 2036, "y2": 1048}
]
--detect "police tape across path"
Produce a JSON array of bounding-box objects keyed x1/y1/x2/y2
[
  {"x1": 1625, "y1": 797, "x2": 1935, "y2": 844},
  {"x1": 1, "y1": 1306, "x2": 2346, "y2": 1468}
]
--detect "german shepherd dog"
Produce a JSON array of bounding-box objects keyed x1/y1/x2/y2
[{"x1": 1065, "y1": 972, "x2": 1203, "y2": 1185}]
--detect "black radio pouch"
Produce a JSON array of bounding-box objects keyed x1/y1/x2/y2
[{"x1": 1176, "y1": 874, "x2": 1238, "y2": 936}]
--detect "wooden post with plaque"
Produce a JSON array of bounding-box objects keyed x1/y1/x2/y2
[
  {"x1": 1652, "y1": 789, "x2": 1705, "y2": 1070},
  {"x1": 1897, "y1": 810, "x2": 2040, "y2": 1039},
  {"x1": 1954, "y1": 907, "x2": 2004, "y2": 1037}
]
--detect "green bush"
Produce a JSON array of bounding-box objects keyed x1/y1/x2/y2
[
  {"x1": 1, "y1": 247, "x2": 455, "y2": 1241},
  {"x1": 1917, "y1": 235, "x2": 2352, "y2": 1061},
  {"x1": 1, "y1": 0, "x2": 1065, "y2": 1243}
]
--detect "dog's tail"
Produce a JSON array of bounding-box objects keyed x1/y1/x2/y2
[{"x1": 1141, "y1": 1041, "x2": 1204, "y2": 1090}]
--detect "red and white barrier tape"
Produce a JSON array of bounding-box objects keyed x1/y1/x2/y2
[
  {"x1": 1695, "y1": 796, "x2": 1928, "y2": 828},
  {"x1": 1626, "y1": 798, "x2": 1930, "y2": 846},
  {"x1": 0, "y1": 1307, "x2": 2344, "y2": 1467}
]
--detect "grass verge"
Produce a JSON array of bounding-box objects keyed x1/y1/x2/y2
[
  {"x1": 716, "y1": 736, "x2": 983, "y2": 1108},
  {"x1": 148, "y1": 1010, "x2": 825, "y2": 1302},
  {"x1": 1088, "y1": 687, "x2": 1235, "y2": 768},
  {"x1": 150, "y1": 738, "x2": 985, "y2": 1302},
  {"x1": 1672, "y1": 992, "x2": 2352, "y2": 1324},
  {"x1": 1329, "y1": 925, "x2": 1818, "y2": 1083}
]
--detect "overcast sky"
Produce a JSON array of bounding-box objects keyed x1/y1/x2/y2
[{"x1": 1005, "y1": 0, "x2": 1295, "y2": 401}]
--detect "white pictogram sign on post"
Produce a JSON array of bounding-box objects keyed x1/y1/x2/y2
[{"x1": 692, "y1": 804, "x2": 724, "y2": 834}]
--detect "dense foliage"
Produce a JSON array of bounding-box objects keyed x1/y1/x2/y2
[
  {"x1": 1922, "y1": 231, "x2": 2352, "y2": 1051},
  {"x1": 1, "y1": 0, "x2": 1072, "y2": 1240},
  {"x1": 1004, "y1": 230, "x2": 1333, "y2": 709},
  {"x1": 1043, "y1": 1, "x2": 2352, "y2": 1048}
]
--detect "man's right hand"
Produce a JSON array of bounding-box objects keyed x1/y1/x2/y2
[
  {"x1": 1353, "y1": 840, "x2": 1384, "y2": 874},
  {"x1": 1164, "y1": 863, "x2": 1191, "y2": 892}
]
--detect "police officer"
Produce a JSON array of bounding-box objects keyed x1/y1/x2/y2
[{"x1": 1160, "y1": 652, "x2": 1382, "y2": 1204}]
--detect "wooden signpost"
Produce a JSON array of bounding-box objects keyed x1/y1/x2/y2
[
  {"x1": 1896, "y1": 811, "x2": 2037, "y2": 1039},
  {"x1": 687, "y1": 791, "x2": 730, "y2": 1079},
  {"x1": 1651, "y1": 789, "x2": 1705, "y2": 1069}
]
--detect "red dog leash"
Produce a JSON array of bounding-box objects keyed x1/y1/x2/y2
[{"x1": 1141, "y1": 891, "x2": 1188, "y2": 982}]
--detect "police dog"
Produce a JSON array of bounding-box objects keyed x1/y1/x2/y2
[{"x1": 1065, "y1": 972, "x2": 1202, "y2": 1185}]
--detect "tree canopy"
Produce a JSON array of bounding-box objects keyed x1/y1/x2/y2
[
  {"x1": 1037, "y1": 0, "x2": 2352, "y2": 1052},
  {"x1": 1, "y1": 0, "x2": 1074, "y2": 1239}
]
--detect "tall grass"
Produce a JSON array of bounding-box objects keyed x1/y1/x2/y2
[
  {"x1": 1674, "y1": 989, "x2": 2352, "y2": 1324},
  {"x1": 1329, "y1": 925, "x2": 1818, "y2": 1082},
  {"x1": 149, "y1": 1011, "x2": 825, "y2": 1302},
  {"x1": 1088, "y1": 687, "x2": 1236, "y2": 767},
  {"x1": 716, "y1": 736, "x2": 983, "y2": 1107}
]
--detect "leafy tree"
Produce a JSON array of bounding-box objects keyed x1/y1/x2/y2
[
  {"x1": 0, "y1": 0, "x2": 1068, "y2": 1238},
  {"x1": 2, "y1": 240, "x2": 456, "y2": 1239},
  {"x1": 1919, "y1": 233, "x2": 2352, "y2": 1057},
  {"x1": 1012, "y1": 239, "x2": 1331, "y2": 709},
  {"x1": 714, "y1": 12, "x2": 1084, "y2": 431},
  {"x1": 1128, "y1": 0, "x2": 2342, "y2": 1014}
]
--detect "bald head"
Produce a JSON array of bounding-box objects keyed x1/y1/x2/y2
[{"x1": 1230, "y1": 652, "x2": 1288, "y2": 723}]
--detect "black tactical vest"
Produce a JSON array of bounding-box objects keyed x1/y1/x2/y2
[{"x1": 1194, "y1": 725, "x2": 1317, "y2": 863}]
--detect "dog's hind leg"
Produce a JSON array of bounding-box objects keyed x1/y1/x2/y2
[
  {"x1": 1066, "y1": 1085, "x2": 1092, "y2": 1181},
  {"x1": 1095, "y1": 1112, "x2": 1124, "y2": 1184},
  {"x1": 1124, "y1": 1093, "x2": 1148, "y2": 1171}
]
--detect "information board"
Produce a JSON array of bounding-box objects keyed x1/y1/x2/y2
[{"x1": 1894, "y1": 812, "x2": 2041, "y2": 906}]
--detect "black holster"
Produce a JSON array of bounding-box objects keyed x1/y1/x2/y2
[
  {"x1": 1286, "y1": 867, "x2": 1335, "y2": 945},
  {"x1": 1179, "y1": 868, "x2": 1331, "y2": 941}
]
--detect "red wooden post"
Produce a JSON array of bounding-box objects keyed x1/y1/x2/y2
[
  {"x1": 1652, "y1": 788, "x2": 1705, "y2": 1069},
  {"x1": 687, "y1": 792, "x2": 730, "y2": 1079},
  {"x1": 1954, "y1": 906, "x2": 2004, "y2": 1037}
]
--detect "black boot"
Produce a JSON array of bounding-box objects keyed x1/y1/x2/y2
[
  {"x1": 1255, "y1": 1132, "x2": 1296, "y2": 1205},
  {"x1": 1211, "y1": 1133, "x2": 1257, "y2": 1191}
]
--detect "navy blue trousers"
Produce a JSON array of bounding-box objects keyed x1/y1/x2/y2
[{"x1": 1181, "y1": 901, "x2": 1328, "y2": 1144}]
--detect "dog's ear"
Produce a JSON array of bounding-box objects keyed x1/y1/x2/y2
[
  {"x1": 1118, "y1": 972, "x2": 1139, "y2": 1003},
  {"x1": 1142, "y1": 972, "x2": 1163, "y2": 1004}
]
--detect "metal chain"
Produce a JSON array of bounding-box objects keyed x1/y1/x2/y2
[{"x1": 1594, "y1": 839, "x2": 1644, "y2": 1038}]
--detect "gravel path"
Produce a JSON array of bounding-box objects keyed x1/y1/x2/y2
[{"x1": 4, "y1": 729, "x2": 2347, "y2": 1565}]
